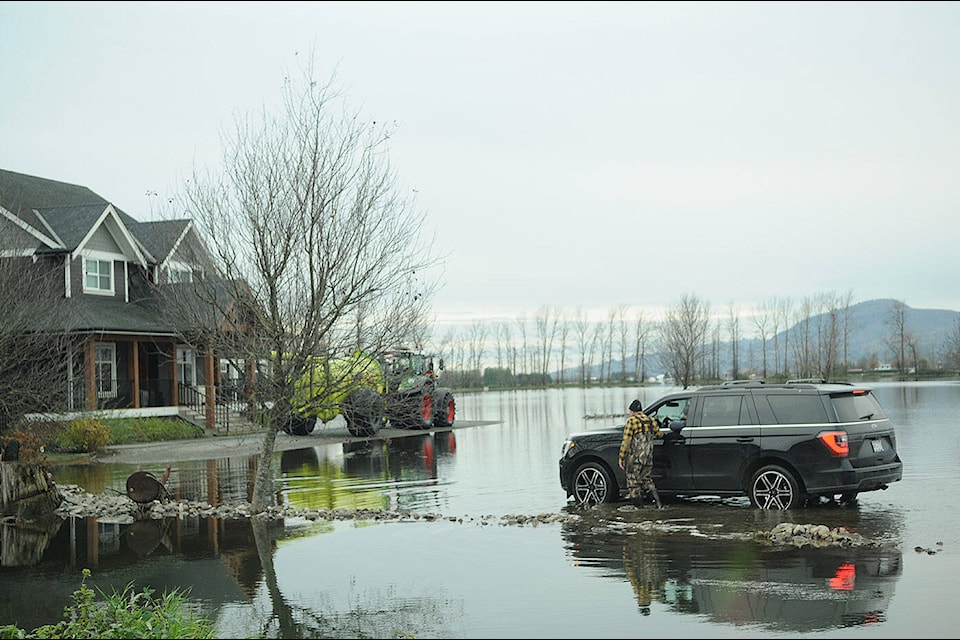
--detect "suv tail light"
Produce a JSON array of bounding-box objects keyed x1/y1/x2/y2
[{"x1": 818, "y1": 431, "x2": 849, "y2": 457}]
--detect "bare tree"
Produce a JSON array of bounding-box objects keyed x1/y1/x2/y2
[
  {"x1": 752, "y1": 299, "x2": 772, "y2": 378},
  {"x1": 658, "y1": 293, "x2": 709, "y2": 388},
  {"x1": 162, "y1": 57, "x2": 440, "y2": 511},
  {"x1": 943, "y1": 314, "x2": 960, "y2": 370},
  {"x1": 573, "y1": 307, "x2": 591, "y2": 386},
  {"x1": 466, "y1": 320, "x2": 487, "y2": 387},
  {"x1": 727, "y1": 303, "x2": 740, "y2": 380},
  {"x1": 0, "y1": 243, "x2": 76, "y2": 427},
  {"x1": 492, "y1": 321, "x2": 512, "y2": 388},
  {"x1": 534, "y1": 305, "x2": 561, "y2": 383},
  {"x1": 775, "y1": 296, "x2": 794, "y2": 377},
  {"x1": 886, "y1": 299, "x2": 910, "y2": 374},
  {"x1": 555, "y1": 309, "x2": 570, "y2": 385},
  {"x1": 631, "y1": 309, "x2": 651, "y2": 383}
]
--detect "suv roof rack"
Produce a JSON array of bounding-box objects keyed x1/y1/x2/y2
[{"x1": 785, "y1": 378, "x2": 853, "y2": 386}]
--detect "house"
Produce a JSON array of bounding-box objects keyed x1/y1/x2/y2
[{"x1": 0, "y1": 168, "x2": 247, "y2": 430}]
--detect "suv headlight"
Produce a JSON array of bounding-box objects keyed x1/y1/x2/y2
[{"x1": 561, "y1": 439, "x2": 576, "y2": 457}]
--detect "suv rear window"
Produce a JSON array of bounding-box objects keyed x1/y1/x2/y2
[
  {"x1": 758, "y1": 394, "x2": 829, "y2": 424},
  {"x1": 831, "y1": 391, "x2": 887, "y2": 422}
]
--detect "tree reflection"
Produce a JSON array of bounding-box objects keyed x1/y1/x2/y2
[{"x1": 248, "y1": 517, "x2": 461, "y2": 638}]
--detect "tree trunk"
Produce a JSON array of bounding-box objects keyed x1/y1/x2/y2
[{"x1": 0, "y1": 462, "x2": 63, "y2": 522}]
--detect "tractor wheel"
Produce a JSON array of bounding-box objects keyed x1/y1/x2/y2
[
  {"x1": 433, "y1": 392, "x2": 456, "y2": 428},
  {"x1": 343, "y1": 387, "x2": 385, "y2": 437},
  {"x1": 282, "y1": 415, "x2": 316, "y2": 436},
  {"x1": 403, "y1": 392, "x2": 434, "y2": 430}
]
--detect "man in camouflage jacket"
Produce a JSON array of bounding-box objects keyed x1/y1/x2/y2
[{"x1": 618, "y1": 399, "x2": 663, "y2": 508}]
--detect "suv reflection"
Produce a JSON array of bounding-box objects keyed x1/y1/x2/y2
[{"x1": 562, "y1": 519, "x2": 901, "y2": 631}]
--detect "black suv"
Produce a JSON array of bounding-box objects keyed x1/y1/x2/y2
[{"x1": 559, "y1": 380, "x2": 903, "y2": 509}]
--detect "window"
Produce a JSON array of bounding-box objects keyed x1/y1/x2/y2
[
  {"x1": 699, "y1": 395, "x2": 746, "y2": 427},
  {"x1": 177, "y1": 348, "x2": 196, "y2": 386},
  {"x1": 762, "y1": 395, "x2": 829, "y2": 424},
  {"x1": 84, "y1": 258, "x2": 114, "y2": 293},
  {"x1": 167, "y1": 267, "x2": 193, "y2": 283},
  {"x1": 95, "y1": 342, "x2": 117, "y2": 398}
]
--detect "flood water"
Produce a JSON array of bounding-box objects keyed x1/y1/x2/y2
[{"x1": 1, "y1": 381, "x2": 958, "y2": 638}]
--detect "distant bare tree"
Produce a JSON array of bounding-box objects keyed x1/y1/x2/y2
[
  {"x1": 556, "y1": 309, "x2": 570, "y2": 385},
  {"x1": 943, "y1": 314, "x2": 960, "y2": 370},
  {"x1": 752, "y1": 299, "x2": 772, "y2": 378},
  {"x1": 886, "y1": 299, "x2": 911, "y2": 373},
  {"x1": 658, "y1": 293, "x2": 710, "y2": 389},
  {"x1": 466, "y1": 320, "x2": 487, "y2": 386},
  {"x1": 631, "y1": 309, "x2": 652, "y2": 383},
  {"x1": 515, "y1": 313, "x2": 529, "y2": 378},
  {"x1": 161, "y1": 55, "x2": 440, "y2": 511},
  {"x1": 775, "y1": 296, "x2": 794, "y2": 376},
  {"x1": 534, "y1": 305, "x2": 561, "y2": 382},
  {"x1": 727, "y1": 303, "x2": 741, "y2": 380},
  {"x1": 492, "y1": 321, "x2": 512, "y2": 387},
  {"x1": 573, "y1": 307, "x2": 591, "y2": 385}
]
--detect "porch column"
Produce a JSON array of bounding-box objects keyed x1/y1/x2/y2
[
  {"x1": 131, "y1": 339, "x2": 141, "y2": 409},
  {"x1": 204, "y1": 346, "x2": 216, "y2": 430},
  {"x1": 84, "y1": 338, "x2": 96, "y2": 411},
  {"x1": 171, "y1": 340, "x2": 180, "y2": 406}
]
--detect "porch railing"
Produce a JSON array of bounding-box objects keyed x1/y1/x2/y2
[{"x1": 178, "y1": 383, "x2": 233, "y2": 433}]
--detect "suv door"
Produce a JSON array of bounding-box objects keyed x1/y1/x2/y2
[
  {"x1": 684, "y1": 392, "x2": 760, "y2": 492},
  {"x1": 645, "y1": 395, "x2": 695, "y2": 492}
]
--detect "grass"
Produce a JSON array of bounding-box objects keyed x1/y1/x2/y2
[
  {"x1": 2, "y1": 416, "x2": 205, "y2": 465},
  {"x1": 101, "y1": 416, "x2": 204, "y2": 445},
  {"x1": 0, "y1": 568, "x2": 215, "y2": 639}
]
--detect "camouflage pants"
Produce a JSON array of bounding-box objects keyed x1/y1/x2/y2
[{"x1": 625, "y1": 433, "x2": 656, "y2": 500}]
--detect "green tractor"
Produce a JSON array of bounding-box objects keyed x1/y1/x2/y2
[
  {"x1": 282, "y1": 346, "x2": 455, "y2": 438},
  {"x1": 377, "y1": 347, "x2": 456, "y2": 431}
]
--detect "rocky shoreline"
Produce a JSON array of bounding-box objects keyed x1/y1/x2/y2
[{"x1": 51, "y1": 484, "x2": 895, "y2": 549}]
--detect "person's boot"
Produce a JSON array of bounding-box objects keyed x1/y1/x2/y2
[{"x1": 650, "y1": 487, "x2": 662, "y2": 509}]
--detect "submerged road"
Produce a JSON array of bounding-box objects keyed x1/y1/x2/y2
[{"x1": 95, "y1": 418, "x2": 499, "y2": 466}]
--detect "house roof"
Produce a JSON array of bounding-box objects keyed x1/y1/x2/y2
[
  {"x1": 66, "y1": 296, "x2": 179, "y2": 335},
  {"x1": 0, "y1": 169, "x2": 184, "y2": 265}
]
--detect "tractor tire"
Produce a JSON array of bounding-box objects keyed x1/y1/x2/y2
[
  {"x1": 390, "y1": 392, "x2": 434, "y2": 430},
  {"x1": 343, "y1": 387, "x2": 385, "y2": 437},
  {"x1": 433, "y1": 391, "x2": 456, "y2": 428},
  {"x1": 282, "y1": 415, "x2": 316, "y2": 436}
]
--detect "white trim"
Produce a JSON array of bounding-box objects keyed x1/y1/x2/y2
[
  {"x1": 82, "y1": 254, "x2": 117, "y2": 296},
  {"x1": 65, "y1": 254, "x2": 72, "y2": 298},
  {"x1": 0, "y1": 206, "x2": 64, "y2": 249},
  {"x1": 74, "y1": 205, "x2": 149, "y2": 268},
  {"x1": 158, "y1": 221, "x2": 194, "y2": 271},
  {"x1": 94, "y1": 341, "x2": 117, "y2": 399},
  {"x1": 31, "y1": 210, "x2": 66, "y2": 247}
]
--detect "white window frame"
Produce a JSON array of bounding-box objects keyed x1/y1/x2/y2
[
  {"x1": 177, "y1": 347, "x2": 197, "y2": 387},
  {"x1": 95, "y1": 342, "x2": 117, "y2": 399},
  {"x1": 83, "y1": 256, "x2": 115, "y2": 295},
  {"x1": 166, "y1": 260, "x2": 194, "y2": 283}
]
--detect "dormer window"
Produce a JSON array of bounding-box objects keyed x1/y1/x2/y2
[
  {"x1": 168, "y1": 267, "x2": 193, "y2": 283},
  {"x1": 83, "y1": 258, "x2": 114, "y2": 294}
]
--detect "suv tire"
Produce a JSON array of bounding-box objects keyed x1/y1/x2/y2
[
  {"x1": 573, "y1": 461, "x2": 617, "y2": 505},
  {"x1": 748, "y1": 464, "x2": 803, "y2": 510}
]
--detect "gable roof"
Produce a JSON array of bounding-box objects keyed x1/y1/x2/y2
[{"x1": 0, "y1": 169, "x2": 184, "y2": 266}]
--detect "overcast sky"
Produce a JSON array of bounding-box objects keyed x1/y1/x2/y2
[{"x1": 2, "y1": 1, "x2": 958, "y2": 330}]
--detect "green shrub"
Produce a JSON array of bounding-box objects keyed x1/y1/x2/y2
[
  {"x1": 0, "y1": 569, "x2": 215, "y2": 639},
  {"x1": 54, "y1": 417, "x2": 111, "y2": 453},
  {"x1": 102, "y1": 417, "x2": 204, "y2": 444}
]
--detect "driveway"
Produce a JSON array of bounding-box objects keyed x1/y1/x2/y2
[{"x1": 95, "y1": 418, "x2": 497, "y2": 466}]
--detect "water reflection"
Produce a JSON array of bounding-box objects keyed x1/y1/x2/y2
[
  {"x1": 277, "y1": 430, "x2": 457, "y2": 512},
  {"x1": 562, "y1": 512, "x2": 902, "y2": 632}
]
